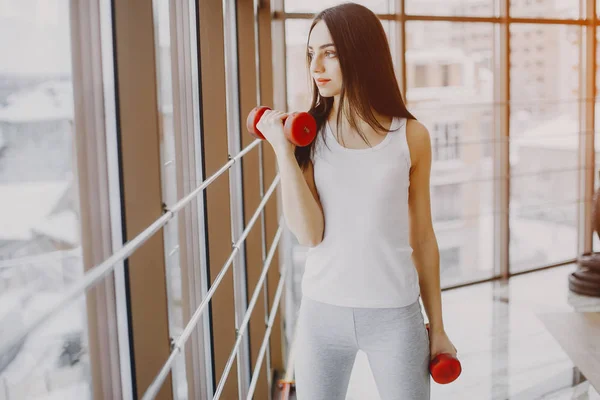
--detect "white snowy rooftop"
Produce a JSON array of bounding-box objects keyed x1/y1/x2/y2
[
  {"x1": 0, "y1": 81, "x2": 74, "y2": 123},
  {"x1": 0, "y1": 181, "x2": 70, "y2": 241},
  {"x1": 515, "y1": 106, "x2": 600, "y2": 151}
]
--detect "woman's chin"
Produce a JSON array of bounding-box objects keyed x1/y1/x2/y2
[{"x1": 317, "y1": 88, "x2": 337, "y2": 98}]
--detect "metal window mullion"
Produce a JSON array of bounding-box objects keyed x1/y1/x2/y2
[
  {"x1": 186, "y1": 0, "x2": 217, "y2": 397},
  {"x1": 495, "y1": 0, "x2": 510, "y2": 279},
  {"x1": 167, "y1": 0, "x2": 217, "y2": 398},
  {"x1": 579, "y1": 0, "x2": 596, "y2": 255},
  {"x1": 388, "y1": 0, "x2": 405, "y2": 100},
  {"x1": 175, "y1": 2, "x2": 199, "y2": 398},
  {"x1": 272, "y1": 0, "x2": 288, "y2": 112},
  {"x1": 253, "y1": 0, "x2": 273, "y2": 398},
  {"x1": 275, "y1": 12, "x2": 591, "y2": 26},
  {"x1": 271, "y1": 0, "x2": 296, "y2": 372},
  {"x1": 97, "y1": 0, "x2": 134, "y2": 396},
  {"x1": 150, "y1": 0, "x2": 186, "y2": 398},
  {"x1": 189, "y1": 7, "x2": 217, "y2": 400},
  {"x1": 399, "y1": 0, "x2": 407, "y2": 101},
  {"x1": 222, "y1": 0, "x2": 252, "y2": 398},
  {"x1": 176, "y1": 1, "x2": 198, "y2": 397},
  {"x1": 71, "y1": 1, "x2": 128, "y2": 398}
]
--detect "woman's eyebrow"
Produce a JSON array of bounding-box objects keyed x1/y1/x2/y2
[{"x1": 307, "y1": 43, "x2": 335, "y2": 50}]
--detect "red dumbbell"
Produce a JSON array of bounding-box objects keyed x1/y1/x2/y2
[
  {"x1": 246, "y1": 106, "x2": 317, "y2": 147},
  {"x1": 425, "y1": 323, "x2": 462, "y2": 384}
]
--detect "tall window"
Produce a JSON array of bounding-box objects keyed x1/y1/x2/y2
[
  {"x1": 406, "y1": 20, "x2": 495, "y2": 286},
  {"x1": 0, "y1": 2, "x2": 91, "y2": 398},
  {"x1": 509, "y1": 24, "x2": 580, "y2": 273}
]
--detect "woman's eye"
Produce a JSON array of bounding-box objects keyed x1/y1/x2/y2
[{"x1": 307, "y1": 51, "x2": 335, "y2": 59}]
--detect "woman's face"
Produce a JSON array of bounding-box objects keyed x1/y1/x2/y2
[{"x1": 308, "y1": 21, "x2": 342, "y2": 98}]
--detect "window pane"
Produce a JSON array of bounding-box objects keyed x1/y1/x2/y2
[
  {"x1": 284, "y1": 0, "x2": 389, "y2": 13},
  {"x1": 509, "y1": 24, "x2": 580, "y2": 273},
  {"x1": 0, "y1": 2, "x2": 91, "y2": 399},
  {"x1": 286, "y1": 19, "x2": 313, "y2": 112},
  {"x1": 510, "y1": 0, "x2": 579, "y2": 19},
  {"x1": 406, "y1": 22, "x2": 495, "y2": 289},
  {"x1": 405, "y1": 0, "x2": 495, "y2": 17}
]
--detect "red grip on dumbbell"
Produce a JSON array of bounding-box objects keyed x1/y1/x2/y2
[
  {"x1": 246, "y1": 106, "x2": 270, "y2": 140},
  {"x1": 246, "y1": 106, "x2": 316, "y2": 147},
  {"x1": 425, "y1": 324, "x2": 462, "y2": 384}
]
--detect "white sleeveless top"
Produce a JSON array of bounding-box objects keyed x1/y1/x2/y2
[{"x1": 301, "y1": 116, "x2": 420, "y2": 308}]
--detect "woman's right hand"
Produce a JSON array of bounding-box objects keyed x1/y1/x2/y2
[{"x1": 256, "y1": 109, "x2": 295, "y2": 156}]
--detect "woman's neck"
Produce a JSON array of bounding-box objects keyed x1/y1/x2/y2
[
  {"x1": 332, "y1": 94, "x2": 340, "y2": 117},
  {"x1": 330, "y1": 95, "x2": 388, "y2": 134}
]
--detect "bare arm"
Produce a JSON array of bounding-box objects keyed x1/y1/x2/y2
[
  {"x1": 406, "y1": 119, "x2": 445, "y2": 334},
  {"x1": 276, "y1": 150, "x2": 324, "y2": 247}
]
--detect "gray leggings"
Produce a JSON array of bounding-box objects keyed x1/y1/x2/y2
[{"x1": 293, "y1": 296, "x2": 430, "y2": 400}]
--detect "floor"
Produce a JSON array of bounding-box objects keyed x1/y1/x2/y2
[{"x1": 287, "y1": 264, "x2": 600, "y2": 399}]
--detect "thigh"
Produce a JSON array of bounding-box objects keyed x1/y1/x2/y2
[
  {"x1": 355, "y1": 300, "x2": 430, "y2": 400},
  {"x1": 293, "y1": 297, "x2": 358, "y2": 400}
]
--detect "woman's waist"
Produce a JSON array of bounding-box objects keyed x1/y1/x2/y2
[
  {"x1": 307, "y1": 238, "x2": 413, "y2": 261},
  {"x1": 314, "y1": 227, "x2": 410, "y2": 247}
]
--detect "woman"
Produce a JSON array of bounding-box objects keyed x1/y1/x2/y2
[{"x1": 257, "y1": 3, "x2": 457, "y2": 399}]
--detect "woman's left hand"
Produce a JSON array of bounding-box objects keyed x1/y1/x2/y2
[{"x1": 428, "y1": 328, "x2": 458, "y2": 360}]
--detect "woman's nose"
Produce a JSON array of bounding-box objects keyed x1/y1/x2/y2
[{"x1": 310, "y1": 57, "x2": 324, "y2": 74}]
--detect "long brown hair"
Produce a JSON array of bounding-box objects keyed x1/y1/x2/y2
[{"x1": 295, "y1": 3, "x2": 417, "y2": 170}]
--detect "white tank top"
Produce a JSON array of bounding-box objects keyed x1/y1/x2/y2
[{"x1": 301, "y1": 116, "x2": 420, "y2": 308}]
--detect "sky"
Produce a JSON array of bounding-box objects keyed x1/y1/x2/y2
[{"x1": 0, "y1": 0, "x2": 72, "y2": 76}]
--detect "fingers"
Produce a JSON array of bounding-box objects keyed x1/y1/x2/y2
[
  {"x1": 258, "y1": 109, "x2": 287, "y2": 127},
  {"x1": 265, "y1": 110, "x2": 285, "y2": 124}
]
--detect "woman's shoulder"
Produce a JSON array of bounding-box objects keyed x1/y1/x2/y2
[
  {"x1": 404, "y1": 119, "x2": 431, "y2": 168},
  {"x1": 404, "y1": 118, "x2": 429, "y2": 137}
]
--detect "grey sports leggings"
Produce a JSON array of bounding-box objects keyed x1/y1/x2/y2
[{"x1": 293, "y1": 296, "x2": 430, "y2": 400}]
